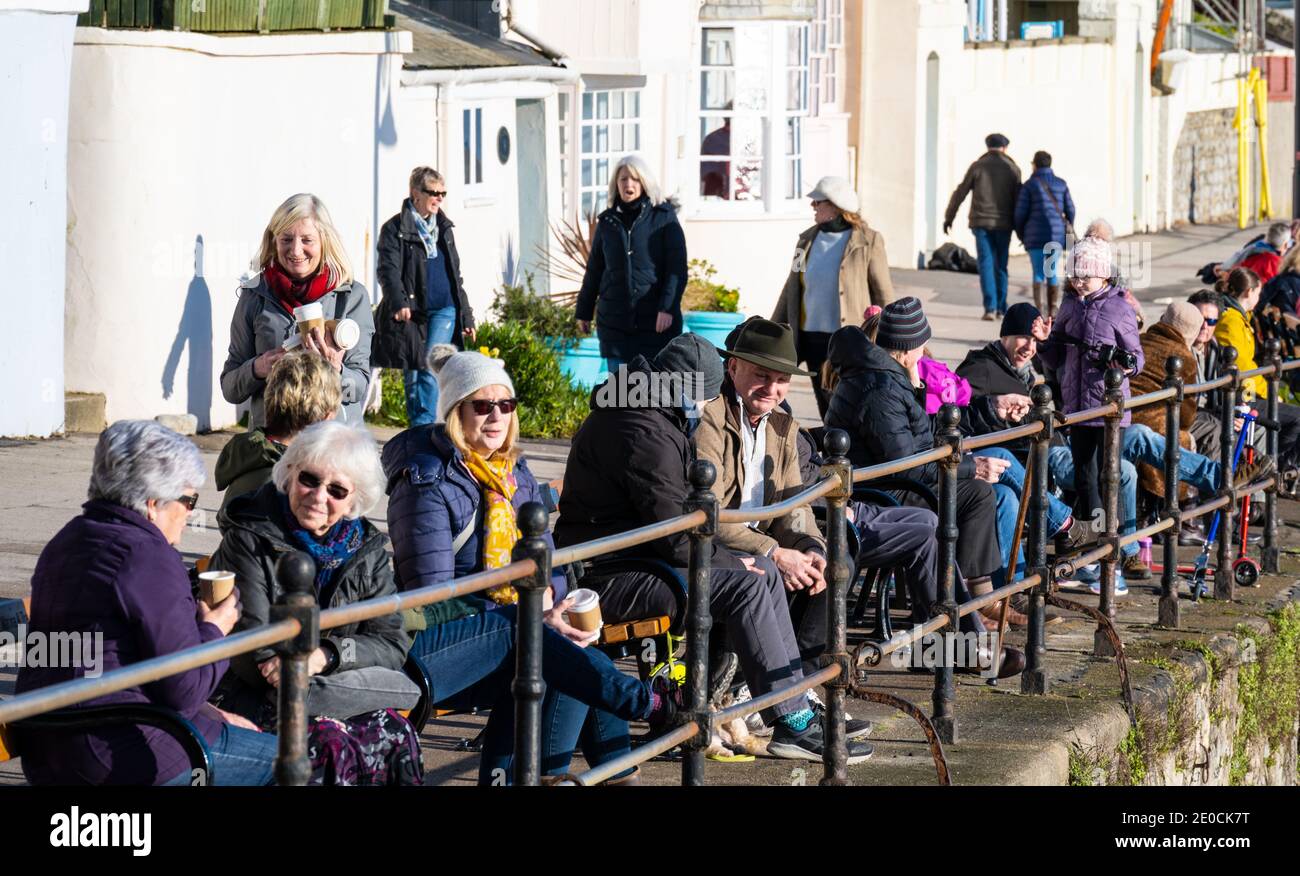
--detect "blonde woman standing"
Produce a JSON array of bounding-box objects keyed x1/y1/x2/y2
[
  {"x1": 575, "y1": 155, "x2": 687, "y2": 372},
  {"x1": 221, "y1": 193, "x2": 374, "y2": 428},
  {"x1": 773, "y1": 176, "x2": 895, "y2": 417}
]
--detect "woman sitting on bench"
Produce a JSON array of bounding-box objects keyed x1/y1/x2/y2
[{"x1": 383, "y1": 345, "x2": 679, "y2": 785}]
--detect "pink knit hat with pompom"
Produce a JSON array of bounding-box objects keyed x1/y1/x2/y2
[{"x1": 1070, "y1": 235, "x2": 1113, "y2": 280}]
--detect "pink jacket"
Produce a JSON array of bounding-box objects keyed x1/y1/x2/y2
[{"x1": 918, "y1": 357, "x2": 972, "y2": 415}]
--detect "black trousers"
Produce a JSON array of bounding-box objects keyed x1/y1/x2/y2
[
  {"x1": 796, "y1": 330, "x2": 834, "y2": 420},
  {"x1": 896, "y1": 476, "x2": 1002, "y2": 581},
  {"x1": 1070, "y1": 425, "x2": 1117, "y2": 526}
]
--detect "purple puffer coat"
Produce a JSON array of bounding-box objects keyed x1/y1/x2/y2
[{"x1": 1039, "y1": 283, "x2": 1144, "y2": 427}]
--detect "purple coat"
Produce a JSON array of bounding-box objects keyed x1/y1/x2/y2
[
  {"x1": 1039, "y1": 283, "x2": 1144, "y2": 427},
  {"x1": 15, "y1": 501, "x2": 228, "y2": 785}
]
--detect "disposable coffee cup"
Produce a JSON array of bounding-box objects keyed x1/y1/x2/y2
[
  {"x1": 198, "y1": 570, "x2": 236, "y2": 608},
  {"x1": 293, "y1": 302, "x2": 325, "y2": 337},
  {"x1": 564, "y1": 588, "x2": 602, "y2": 633},
  {"x1": 326, "y1": 318, "x2": 361, "y2": 350}
]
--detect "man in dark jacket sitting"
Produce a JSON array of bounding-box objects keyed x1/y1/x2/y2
[{"x1": 555, "y1": 334, "x2": 873, "y2": 762}]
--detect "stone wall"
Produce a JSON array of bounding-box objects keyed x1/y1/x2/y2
[{"x1": 1170, "y1": 108, "x2": 1238, "y2": 226}]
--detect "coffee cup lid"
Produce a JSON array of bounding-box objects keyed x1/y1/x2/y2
[
  {"x1": 567, "y1": 588, "x2": 600, "y2": 611},
  {"x1": 199, "y1": 570, "x2": 235, "y2": 581},
  {"x1": 294, "y1": 302, "x2": 323, "y2": 320},
  {"x1": 333, "y1": 318, "x2": 361, "y2": 350}
]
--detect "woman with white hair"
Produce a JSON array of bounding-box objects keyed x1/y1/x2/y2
[
  {"x1": 773, "y1": 175, "x2": 896, "y2": 417},
  {"x1": 16, "y1": 420, "x2": 277, "y2": 785},
  {"x1": 221, "y1": 193, "x2": 375, "y2": 429},
  {"x1": 575, "y1": 154, "x2": 687, "y2": 371},
  {"x1": 210, "y1": 420, "x2": 422, "y2": 783}
]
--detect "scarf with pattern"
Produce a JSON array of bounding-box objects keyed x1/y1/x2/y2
[
  {"x1": 409, "y1": 203, "x2": 440, "y2": 259},
  {"x1": 463, "y1": 451, "x2": 520, "y2": 605}
]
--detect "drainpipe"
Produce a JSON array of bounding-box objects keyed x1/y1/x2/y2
[{"x1": 500, "y1": 0, "x2": 570, "y2": 67}]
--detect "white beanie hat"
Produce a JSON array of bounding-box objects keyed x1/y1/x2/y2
[
  {"x1": 806, "y1": 176, "x2": 860, "y2": 215},
  {"x1": 427, "y1": 344, "x2": 516, "y2": 423}
]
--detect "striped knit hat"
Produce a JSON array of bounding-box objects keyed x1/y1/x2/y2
[{"x1": 876, "y1": 296, "x2": 932, "y2": 351}]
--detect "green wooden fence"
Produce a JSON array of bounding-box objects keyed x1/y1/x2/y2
[{"x1": 77, "y1": 0, "x2": 389, "y2": 32}]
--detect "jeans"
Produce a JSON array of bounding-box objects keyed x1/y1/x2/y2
[
  {"x1": 403, "y1": 305, "x2": 458, "y2": 427},
  {"x1": 975, "y1": 447, "x2": 1073, "y2": 578},
  {"x1": 973, "y1": 227, "x2": 1012, "y2": 314},
  {"x1": 1027, "y1": 247, "x2": 1060, "y2": 285},
  {"x1": 163, "y1": 723, "x2": 278, "y2": 786},
  {"x1": 1047, "y1": 446, "x2": 1139, "y2": 558},
  {"x1": 408, "y1": 606, "x2": 650, "y2": 784},
  {"x1": 1123, "y1": 423, "x2": 1220, "y2": 496}
]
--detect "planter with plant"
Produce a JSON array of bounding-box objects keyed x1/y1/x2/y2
[{"x1": 681, "y1": 258, "x2": 744, "y2": 347}]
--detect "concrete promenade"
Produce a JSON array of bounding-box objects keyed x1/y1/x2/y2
[{"x1": 3, "y1": 221, "x2": 1297, "y2": 786}]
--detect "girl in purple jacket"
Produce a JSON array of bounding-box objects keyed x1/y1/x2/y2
[{"x1": 1039, "y1": 235, "x2": 1144, "y2": 529}]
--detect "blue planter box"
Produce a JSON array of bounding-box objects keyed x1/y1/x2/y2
[
  {"x1": 549, "y1": 336, "x2": 608, "y2": 390},
  {"x1": 683, "y1": 311, "x2": 746, "y2": 349}
]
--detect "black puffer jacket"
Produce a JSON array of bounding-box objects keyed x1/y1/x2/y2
[
  {"x1": 953, "y1": 341, "x2": 1040, "y2": 445},
  {"x1": 575, "y1": 197, "x2": 687, "y2": 362},
  {"x1": 824, "y1": 326, "x2": 975, "y2": 484},
  {"x1": 553, "y1": 356, "x2": 742, "y2": 570},
  {"x1": 210, "y1": 483, "x2": 409, "y2": 696},
  {"x1": 373, "y1": 203, "x2": 475, "y2": 369}
]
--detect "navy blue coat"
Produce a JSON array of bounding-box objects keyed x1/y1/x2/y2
[
  {"x1": 575, "y1": 197, "x2": 687, "y2": 362},
  {"x1": 381, "y1": 425, "x2": 566, "y2": 613},
  {"x1": 1014, "y1": 168, "x2": 1076, "y2": 251}
]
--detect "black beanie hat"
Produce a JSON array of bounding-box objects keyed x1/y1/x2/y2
[{"x1": 1000, "y1": 302, "x2": 1041, "y2": 338}]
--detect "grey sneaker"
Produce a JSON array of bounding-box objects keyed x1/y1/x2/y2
[
  {"x1": 806, "y1": 689, "x2": 873, "y2": 739},
  {"x1": 768, "y1": 718, "x2": 874, "y2": 764}
]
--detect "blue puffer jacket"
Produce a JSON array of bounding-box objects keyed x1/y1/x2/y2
[
  {"x1": 381, "y1": 425, "x2": 566, "y2": 616},
  {"x1": 1014, "y1": 168, "x2": 1075, "y2": 251}
]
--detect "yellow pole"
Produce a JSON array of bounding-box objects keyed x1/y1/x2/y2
[{"x1": 1254, "y1": 70, "x2": 1273, "y2": 220}]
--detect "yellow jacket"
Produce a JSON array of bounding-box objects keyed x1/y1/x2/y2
[{"x1": 1214, "y1": 300, "x2": 1267, "y2": 400}]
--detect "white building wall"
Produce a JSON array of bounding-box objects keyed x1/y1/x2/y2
[
  {"x1": 65, "y1": 28, "x2": 411, "y2": 430},
  {"x1": 0, "y1": 0, "x2": 87, "y2": 438}
]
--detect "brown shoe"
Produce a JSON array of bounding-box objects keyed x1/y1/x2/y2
[
  {"x1": 978, "y1": 599, "x2": 1030, "y2": 628},
  {"x1": 1010, "y1": 593, "x2": 1062, "y2": 626},
  {"x1": 1121, "y1": 554, "x2": 1152, "y2": 581}
]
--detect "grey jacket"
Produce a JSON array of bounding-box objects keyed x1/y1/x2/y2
[{"x1": 220, "y1": 274, "x2": 375, "y2": 429}]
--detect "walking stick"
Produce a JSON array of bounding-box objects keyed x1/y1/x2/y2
[{"x1": 992, "y1": 451, "x2": 1035, "y2": 683}]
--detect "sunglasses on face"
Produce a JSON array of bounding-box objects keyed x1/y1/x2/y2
[
  {"x1": 421, "y1": 187, "x2": 447, "y2": 198},
  {"x1": 1205, "y1": 318, "x2": 1218, "y2": 326},
  {"x1": 175, "y1": 493, "x2": 200, "y2": 512},
  {"x1": 296, "y1": 470, "x2": 352, "y2": 502},
  {"x1": 463, "y1": 398, "x2": 519, "y2": 416}
]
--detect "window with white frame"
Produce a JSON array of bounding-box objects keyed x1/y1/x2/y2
[
  {"x1": 462, "y1": 107, "x2": 484, "y2": 187},
  {"x1": 810, "y1": 0, "x2": 843, "y2": 115},
  {"x1": 698, "y1": 22, "x2": 808, "y2": 206},
  {"x1": 575, "y1": 88, "x2": 642, "y2": 221}
]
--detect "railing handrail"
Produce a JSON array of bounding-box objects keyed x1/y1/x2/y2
[{"x1": 3, "y1": 346, "x2": 1295, "y2": 790}]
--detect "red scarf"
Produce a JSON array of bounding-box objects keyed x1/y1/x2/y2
[{"x1": 263, "y1": 260, "x2": 336, "y2": 314}]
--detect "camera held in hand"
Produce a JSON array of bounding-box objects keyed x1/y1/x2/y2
[{"x1": 1092, "y1": 343, "x2": 1138, "y2": 373}]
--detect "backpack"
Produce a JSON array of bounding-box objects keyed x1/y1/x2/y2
[{"x1": 928, "y1": 242, "x2": 979, "y2": 274}]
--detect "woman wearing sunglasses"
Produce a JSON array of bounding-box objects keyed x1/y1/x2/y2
[
  {"x1": 209, "y1": 420, "x2": 423, "y2": 784},
  {"x1": 383, "y1": 346, "x2": 680, "y2": 785},
  {"x1": 16, "y1": 421, "x2": 278, "y2": 785},
  {"x1": 373, "y1": 166, "x2": 477, "y2": 427}
]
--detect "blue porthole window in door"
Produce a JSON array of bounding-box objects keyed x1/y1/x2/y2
[{"x1": 497, "y1": 127, "x2": 511, "y2": 164}]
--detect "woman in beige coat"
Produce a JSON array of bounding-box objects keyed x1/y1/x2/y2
[{"x1": 772, "y1": 176, "x2": 895, "y2": 417}]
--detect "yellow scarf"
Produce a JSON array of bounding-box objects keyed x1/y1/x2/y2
[{"x1": 464, "y1": 451, "x2": 520, "y2": 604}]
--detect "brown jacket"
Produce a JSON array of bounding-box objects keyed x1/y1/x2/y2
[
  {"x1": 772, "y1": 222, "x2": 895, "y2": 348},
  {"x1": 1130, "y1": 322, "x2": 1198, "y2": 497},
  {"x1": 944, "y1": 150, "x2": 1022, "y2": 230},
  {"x1": 695, "y1": 390, "x2": 825, "y2": 558}
]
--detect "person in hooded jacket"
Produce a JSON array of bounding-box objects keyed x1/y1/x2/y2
[
  {"x1": 576, "y1": 155, "x2": 687, "y2": 372},
  {"x1": 1014, "y1": 151, "x2": 1075, "y2": 318},
  {"x1": 216, "y1": 352, "x2": 341, "y2": 532},
  {"x1": 823, "y1": 299, "x2": 1025, "y2": 667},
  {"x1": 555, "y1": 334, "x2": 877, "y2": 761},
  {"x1": 220, "y1": 193, "x2": 374, "y2": 428}
]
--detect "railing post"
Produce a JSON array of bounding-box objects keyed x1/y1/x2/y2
[
  {"x1": 1262, "y1": 338, "x2": 1282, "y2": 574},
  {"x1": 511, "y1": 501, "x2": 551, "y2": 787},
  {"x1": 1022, "y1": 384, "x2": 1054, "y2": 695},
  {"x1": 1094, "y1": 368, "x2": 1125, "y2": 658},
  {"x1": 1215, "y1": 346, "x2": 1240, "y2": 602},
  {"x1": 681, "y1": 460, "x2": 717, "y2": 787},
  {"x1": 932, "y1": 404, "x2": 962, "y2": 744},
  {"x1": 819, "y1": 428, "x2": 854, "y2": 786},
  {"x1": 271, "y1": 551, "x2": 319, "y2": 786},
  {"x1": 1159, "y1": 356, "x2": 1184, "y2": 628}
]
